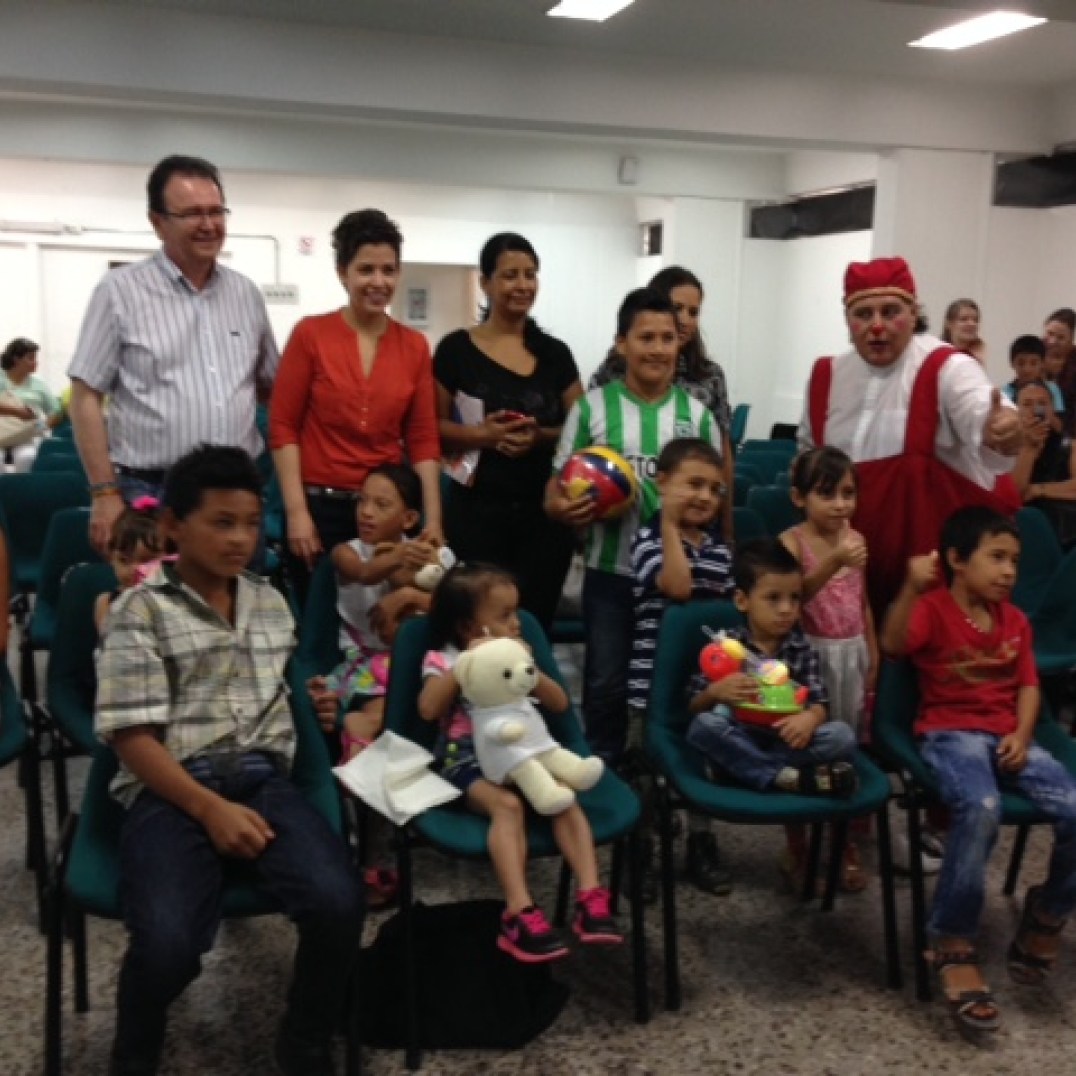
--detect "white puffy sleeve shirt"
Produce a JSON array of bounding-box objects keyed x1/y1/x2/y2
[{"x1": 797, "y1": 334, "x2": 1014, "y2": 488}]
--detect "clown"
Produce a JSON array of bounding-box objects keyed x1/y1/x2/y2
[{"x1": 798, "y1": 256, "x2": 1022, "y2": 615}]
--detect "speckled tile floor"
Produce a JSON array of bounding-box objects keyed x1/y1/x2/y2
[{"x1": 4, "y1": 751, "x2": 1076, "y2": 1076}]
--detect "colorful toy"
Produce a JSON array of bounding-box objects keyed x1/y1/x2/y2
[
  {"x1": 558, "y1": 446, "x2": 639, "y2": 521},
  {"x1": 698, "y1": 629, "x2": 809, "y2": 727}
]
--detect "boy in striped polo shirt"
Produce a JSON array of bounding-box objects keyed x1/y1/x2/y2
[{"x1": 545, "y1": 288, "x2": 721, "y2": 765}]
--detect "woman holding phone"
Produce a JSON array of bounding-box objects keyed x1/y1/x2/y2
[{"x1": 434, "y1": 233, "x2": 583, "y2": 631}]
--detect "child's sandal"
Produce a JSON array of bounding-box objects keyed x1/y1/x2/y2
[
  {"x1": 927, "y1": 948, "x2": 1001, "y2": 1036},
  {"x1": 1008, "y1": 884, "x2": 1067, "y2": 985}
]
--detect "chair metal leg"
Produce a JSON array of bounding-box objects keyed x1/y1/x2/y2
[
  {"x1": 803, "y1": 822, "x2": 823, "y2": 902},
  {"x1": 396, "y1": 834, "x2": 421, "y2": 1071},
  {"x1": 20, "y1": 634, "x2": 37, "y2": 705},
  {"x1": 344, "y1": 964, "x2": 363, "y2": 1076},
  {"x1": 822, "y1": 820, "x2": 846, "y2": 912},
  {"x1": 71, "y1": 907, "x2": 88, "y2": 1013},
  {"x1": 609, "y1": 838, "x2": 625, "y2": 915},
  {"x1": 906, "y1": 797, "x2": 931, "y2": 1002},
  {"x1": 20, "y1": 741, "x2": 48, "y2": 930},
  {"x1": 875, "y1": 803, "x2": 903, "y2": 990},
  {"x1": 45, "y1": 814, "x2": 77, "y2": 1076},
  {"x1": 1003, "y1": 824, "x2": 1030, "y2": 897},
  {"x1": 656, "y1": 776, "x2": 681, "y2": 1011},
  {"x1": 51, "y1": 731, "x2": 71, "y2": 832},
  {"x1": 625, "y1": 827, "x2": 649, "y2": 1023},
  {"x1": 553, "y1": 859, "x2": 572, "y2": 927}
]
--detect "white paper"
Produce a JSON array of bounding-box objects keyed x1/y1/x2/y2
[{"x1": 442, "y1": 390, "x2": 484, "y2": 486}]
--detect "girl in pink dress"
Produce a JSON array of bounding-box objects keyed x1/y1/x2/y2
[{"x1": 780, "y1": 446, "x2": 879, "y2": 891}]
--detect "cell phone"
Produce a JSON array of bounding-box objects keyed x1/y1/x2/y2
[
  {"x1": 1034, "y1": 404, "x2": 1048, "y2": 420},
  {"x1": 500, "y1": 410, "x2": 529, "y2": 423}
]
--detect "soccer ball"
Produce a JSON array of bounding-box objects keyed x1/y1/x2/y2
[{"x1": 559, "y1": 447, "x2": 639, "y2": 521}]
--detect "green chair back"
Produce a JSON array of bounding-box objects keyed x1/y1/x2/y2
[
  {"x1": 295, "y1": 556, "x2": 344, "y2": 674},
  {"x1": 732, "y1": 506, "x2": 767, "y2": 544},
  {"x1": 741, "y1": 439, "x2": 797, "y2": 457},
  {"x1": 745, "y1": 485, "x2": 805, "y2": 537},
  {"x1": 729, "y1": 403, "x2": 750, "y2": 447},
  {"x1": 28, "y1": 508, "x2": 100, "y2": 648},
  {"x1": 1028, "y1": 549, "x2": 1076, "y2": 675},
  {"x1": 0, "y1": 662, "x2": 28, "y2": 767},
  {"x1": 735, "y1": 450, "x2": 791, "y2": 484},
  {"x1": 0, "y1": 473, "x2": 90, "y2": 591},
  {"x1": 1013, "y1": 507, "x2": 1064, "y2": 616},
  {"x1": 46, "y1": 562, "x2": 116, "y2": 754}
]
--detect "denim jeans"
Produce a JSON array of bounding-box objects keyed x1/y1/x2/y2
[
  {"x1": 112, "y1": 760, "x2": 363, "y2": 1069},
  {"x1": 686, "y1": 705, "x2": 857, "y2": 791},
  {"x1": 922, "y1": 730, "x2": 1076, "y2": 939},
  {"x1": 581, "y1": 568, "x2": 635, "y2": 765}
]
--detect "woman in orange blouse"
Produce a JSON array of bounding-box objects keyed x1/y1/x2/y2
[{"x1": 270, "y1": 209, "x2": 441, "y2": 588}]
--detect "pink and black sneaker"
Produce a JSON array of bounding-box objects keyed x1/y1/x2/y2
[
  {"x1": 573, "y1": 887, "x2": 623, "y2": 945},
  {"x1": 497, "y1": 905, "x2": 570, "y2": 963}
]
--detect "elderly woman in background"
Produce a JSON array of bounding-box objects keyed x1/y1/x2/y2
[
  {"x1": 0, "y1": 337, "x2": 64, "y2": 471},
  {"x1": 940, "y1": 298, "x2": 985, "y2": 363},
  {"x1": 270, "y1": 209, "x2": 441, "y2": 598}
]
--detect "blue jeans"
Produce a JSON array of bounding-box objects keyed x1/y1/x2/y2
[
  {"x1": 686, "y1": 705, "x2": 857, "y2": 790},
  {"x1": 922, "y1": 730, "x2": 1076, "y2": 939},
  {"x1": 113, "y1": 759, "x2": 362, "y2": 1068},
  {"x1": 582, "y1": 568, "x2": 635, "y2": 765}
]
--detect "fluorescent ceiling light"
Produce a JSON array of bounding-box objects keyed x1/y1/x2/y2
[
  {"x1": 909, "y1": 11, "x2": 1046, "y2": 50},
  {"x1": 547, "y1": 1, "x2": 635, "y2": 22}
]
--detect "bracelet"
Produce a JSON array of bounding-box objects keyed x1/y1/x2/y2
[{"x1": 90, "y1": 481, "x2": 121, "y2": 499}]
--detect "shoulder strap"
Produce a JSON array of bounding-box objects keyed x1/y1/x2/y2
[
  {"x1": 905, "y1": 345, "x2": 959, "y2": 455},
  {"x1": 807, "y1": 357, "x2": 833, "y2": 445}
]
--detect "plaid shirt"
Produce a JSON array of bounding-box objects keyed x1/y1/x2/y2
[
  {"x1": 688, "y1": 624, "x2": 828, "y2": 712},
  {"x1": 95, "y1": 564, "x2": 297, "y2": 806}
]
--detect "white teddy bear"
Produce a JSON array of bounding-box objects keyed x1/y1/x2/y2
[{"x1": 453, "y1": 637, "x2": 604, "y2": 816}]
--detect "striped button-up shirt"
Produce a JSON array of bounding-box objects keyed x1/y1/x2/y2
[
  {"x1": 95, "y1": 565, "x2": 297, "y2": 807},
  {"x1": 68, "y1": 249, "x2": 279, "y2": 469}
]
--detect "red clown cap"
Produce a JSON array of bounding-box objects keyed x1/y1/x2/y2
[{"x1": 843, "y1": 256, "x2": 917, "y2": 308}]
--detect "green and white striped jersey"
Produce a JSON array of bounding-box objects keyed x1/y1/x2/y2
[{"x1": 553, "y1": 381, "x2": 719, "y2": 577}]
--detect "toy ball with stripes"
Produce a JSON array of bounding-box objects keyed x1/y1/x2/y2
[{"x1": 559, "y1": 446, "x2": 639, "y2": 520}]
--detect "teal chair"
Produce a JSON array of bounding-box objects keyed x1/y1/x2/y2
[
  {"x1": 50, "y1": 420, "x2": 75, "y2": 441},
  {"x1": 646, "y1": 601, "x2": 899, "y2": 1009},
  {"x1": 21, "y1": 507, "x2": 99, "y2": 704},
  {"x1": 1027, "y1": 549, "x2": 1076, "y2": 677},
  {"x1": 381, "y1": 612, "x2": 648, "y2": 1067},
  {"x1": 729, "y1": 403, "x2": 750, "y2": 448},
  {"x1": 732, "y1": 506, "x2": 767, "y2": 544},
  {"x1": 0, "y1": 473, "x2": 90, "y2": 598},
  {"x1": 735, "y1": 450, "x2": 791, "y2": 484},
  {"x1": 1013, "y1": 507, "x2": 1065, "y2": 618},
  {"x1": 43, "y1": 562, "x2": 357, "y2": 1075},
  {"x1": 745, "y1": 485, "x2": 805, "y2": 537},
  {"x1": 35, "y1": 438, "x2": 82, "y2": 464},
  {"x1": 732, "y1": 473, "x2": 753, "y2": 508},
  {"x1": 872, "y1": 659, "x2": 1076, "y2": 1002},
  {"x1": 741, "y1": 439, "x2": 797, "y2": 457}
]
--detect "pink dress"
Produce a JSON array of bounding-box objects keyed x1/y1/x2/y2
[{"x1": 790, "y1": 526, "x2": 870, "y2": 738}]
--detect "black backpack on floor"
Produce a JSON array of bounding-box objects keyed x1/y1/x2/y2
[{"x1": 354, "y1": 899, "x2": 570, "y2": 1049}]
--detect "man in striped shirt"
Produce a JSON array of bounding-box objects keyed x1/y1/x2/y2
[
  {"x1": 546, "y1": 288, "x2": 721, "y2": 765},
  {"x1": 68, "y1": 155, "x2": 279, "y2": 554}
]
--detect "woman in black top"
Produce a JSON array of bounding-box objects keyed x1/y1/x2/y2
[{"x1": 434, "y1": 233, "x2": 583, "y2": 631}]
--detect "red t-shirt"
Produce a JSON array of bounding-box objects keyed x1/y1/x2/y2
[{"x1": 904, "y1": 588, "x2": 1037, "y2": 737}]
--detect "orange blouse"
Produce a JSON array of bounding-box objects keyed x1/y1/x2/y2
[{"x1": 269, "y1": 311, "x2": 440, "y2": 488}]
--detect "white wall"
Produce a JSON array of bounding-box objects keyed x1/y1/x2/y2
[
  {"x1": 735, "y1": 232, "x2": 873, "y2": 439},
  {"x1": 0, "y1": 158, "x2": 641, "y2": 389},
  {"x1": 395, "y1": 264, "x2": 477, "y2": 352}
]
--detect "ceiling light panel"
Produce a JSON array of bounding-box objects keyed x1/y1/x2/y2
[
  {"x1": 547, "y1": 1, "x2": 635, "y2": 23},
  {"x1": 909, "y1": 11, "x2": 1047, "y2": 51}
]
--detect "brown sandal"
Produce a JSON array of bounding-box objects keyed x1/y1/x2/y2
[
  {"x1": 1009, "y1": 885, "x2": 1067, "y2": 985},
  {"x1": 927, "y1": 947, "x2": 1001, "y2": 1036}
]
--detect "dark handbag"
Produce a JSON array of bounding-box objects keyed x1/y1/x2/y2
[{"x1": 353, "y1": 899, "x2": 569, "y2": 1049}]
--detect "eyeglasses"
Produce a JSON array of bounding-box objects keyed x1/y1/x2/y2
[{"x1": 159, "y1": 206, "x2": 231, "y2": 224}]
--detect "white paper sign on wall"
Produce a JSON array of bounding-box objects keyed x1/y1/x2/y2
[{"x1": 261, "y1": 283, "x2": 301, "y2": 305}]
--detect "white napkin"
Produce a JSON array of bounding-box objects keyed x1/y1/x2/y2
[{"x1": 333, "y1": 730, "x2": 461, "y2": 824}]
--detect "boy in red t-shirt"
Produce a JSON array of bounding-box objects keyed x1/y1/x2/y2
[{"x1": 883, "y1": 506, "x2": 1076, "y2": 1038}]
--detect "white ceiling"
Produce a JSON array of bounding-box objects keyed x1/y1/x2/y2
[{"x1": 90, "y1": 0, "x2": 1076, "y2": 89}]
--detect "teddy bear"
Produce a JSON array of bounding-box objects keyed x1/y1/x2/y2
[{"x1": 453, "y1": 637, "x2": 604, "y2": 816}]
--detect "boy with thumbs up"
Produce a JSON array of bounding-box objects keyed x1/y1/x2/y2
[{"x1": 882, "y1": 506, "x2": 1076, "y2": 1036}]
